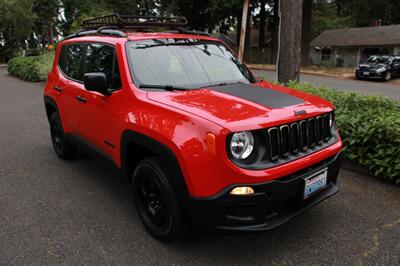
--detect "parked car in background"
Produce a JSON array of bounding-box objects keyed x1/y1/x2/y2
[{"x1": 356, "y1": 55, "x2": 400, "y2": 81}]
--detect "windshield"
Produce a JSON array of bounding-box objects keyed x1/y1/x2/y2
[
  {"x1": 126, "y1": 39, "x2": 254, "y2": 90},
  {"x1": 366, "y1": 56, "x2": 392, "y2": 65}
]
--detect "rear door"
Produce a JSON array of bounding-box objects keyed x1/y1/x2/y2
[
  {"x1": 56, "y1": 43, "x2": 85, "y2": 134},
  {"x1": 78, "y1": 42, "x2": 123, "y2": 160}
]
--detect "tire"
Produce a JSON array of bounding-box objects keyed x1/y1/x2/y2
[
  {"x1": 132, "y1": 157, "x2": 187, "y2": 242},
  {"x1": 49, "y1": 112, "x2": 77, "y2": 159},
  {"x1": 384, "y1": 72, "x2": 391, "y2": 81}
]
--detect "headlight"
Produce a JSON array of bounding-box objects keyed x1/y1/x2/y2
[
  {"x1": 376, "y1": 68, "x2": 387, "y2": 73},
  {"x1": 230, "y1": 131, "x2": 254, "y2": 160}
]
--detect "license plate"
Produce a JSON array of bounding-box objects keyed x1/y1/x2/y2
[
  {"x1": 304, "y1": 169, "x2": 328, "y2": 199},
  {"x1": 363, "y1": 71, "x2": 370, "y2": 75}
]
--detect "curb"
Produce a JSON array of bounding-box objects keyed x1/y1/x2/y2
[
  {"x1": 0, "y1": 64, "x2": 7, "y2": 68},
  {"x1": 248, "y1": 65, "x2": 355, "y2": 80},
  {"x1": 341, "y1": 160, "x2": 374, "y2": 177}
]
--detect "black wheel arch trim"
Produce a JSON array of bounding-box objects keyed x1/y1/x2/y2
[
  {"x1": 44, "y1": 96, "x2": 59, "y2": 122},
  {"x1": 120, "y1": 130, "x2": 191, "y2": 206}
]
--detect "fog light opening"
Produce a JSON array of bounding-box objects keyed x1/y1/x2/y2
[{"x1": 230, "y1": 186, "x2": 254, "y2": 196}]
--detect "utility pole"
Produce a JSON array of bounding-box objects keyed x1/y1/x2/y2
[
  {"x1": 238, "y1": 0, "x2": 250, "y2": 61},
  {"x1": 277, "y1": 0, "x2": 304, "y2": 83}
]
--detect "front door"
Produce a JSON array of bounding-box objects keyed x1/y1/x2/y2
[
  {"x1": 391, "y1": 59, "x2": 400, "y2": 77},
  {"x1": 78, "y1": 42, "x2": 123, "y2": 161}
]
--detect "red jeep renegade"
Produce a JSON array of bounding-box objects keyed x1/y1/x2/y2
[{"x1": 44, "y1": 15, "x2": 342, "y2": 241}]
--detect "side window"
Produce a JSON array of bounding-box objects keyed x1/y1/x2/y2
[
  {"x1": 84, "y1": 43, "x2": 122, "y2": 91},
  {"x1": 59, "y1": 44, "x2": 83, "y2": 81}
]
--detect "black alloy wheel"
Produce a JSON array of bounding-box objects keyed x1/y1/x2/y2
[{"x1": 132, "y1": 157, "x2": 186, "y2": 241}]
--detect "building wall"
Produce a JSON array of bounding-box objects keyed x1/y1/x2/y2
[
  {"x1": 310, "y1": 45, "x2": 400, "y2": 67},
  {"x1": 339, "y1": 48, "x2": 359, "y2": 67},
  {"x1": 309, "y1": 48, "x2": 321, "y2": 65},
  {"x1": 309, "y1": 48, "x2": 335, "y2": 66}
]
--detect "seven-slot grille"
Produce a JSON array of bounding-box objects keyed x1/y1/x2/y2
[{"x1": 266, "y1": 113, "x2": 332, "y2": 162}]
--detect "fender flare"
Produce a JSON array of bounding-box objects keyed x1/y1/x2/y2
[
  {"x1": 120, "y1": 130, "x2": 191, "y2": 202},
  {"x1": 44, "y1": 96, "x2": 58, "y2": 122}
]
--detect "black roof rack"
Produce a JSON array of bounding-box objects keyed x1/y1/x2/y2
[
  {"x1": 64, "y1": 14, "x2": 213, "y2": 40},
  {"x1": 82, "y1": 14, "x2": 188, "y2": 30}
]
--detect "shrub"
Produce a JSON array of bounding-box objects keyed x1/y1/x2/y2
[
  {"x1": 287, "y1": 81, "x2": 400, "y2": 184},
  {"x1": 7, "y1": 53, "x2": 54, "y2": 82}
]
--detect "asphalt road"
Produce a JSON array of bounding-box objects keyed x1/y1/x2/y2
[
  {"x1": 1, "y1": 67, "x2": 399, "y2": 265},
  {"x1": 253, "y1": 69, "x2": 400, "y2": 100}
]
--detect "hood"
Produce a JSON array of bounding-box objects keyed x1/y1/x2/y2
[
  {"x1": 147, "y1": 81, "x2": 334, "y2": 131},
  {"x1": 359, "y1": 63, "x2": 388, "y2": 69}
]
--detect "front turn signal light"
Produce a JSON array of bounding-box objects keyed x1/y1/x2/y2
[{"x1": 207, "y1": 133, "x2": 216, "y2": 156}]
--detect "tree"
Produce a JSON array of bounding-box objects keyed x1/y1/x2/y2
[
  {"x1": 301, "y1": 0, "x2": 312, "y2": 65},
  {"x1": 269, "y1": 0, "x2": 279, "y2": 63},
  {"x1": 258, "y1": 0, "x2": 266, "y2": 48},
  {"x1": 33, "y1": 0, "x2": 59, "y2": 46},
  {"x1": 312, "y1": 0, "x2": 352, "y2": 38},
  {"x1": 277, "y1": 0, "x2": 303, "y2": 83},
  {"x1": 0, "y1": 0, "x2": 35, "y2": 60}
]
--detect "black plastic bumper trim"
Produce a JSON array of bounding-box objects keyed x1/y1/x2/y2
[{"x1": 185, "y1": 152, "x2": 341, "y2": 231}]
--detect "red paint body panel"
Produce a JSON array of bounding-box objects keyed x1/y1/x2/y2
[{"x1": 44, "y1": 33, "x2": 342, "y2": 198}]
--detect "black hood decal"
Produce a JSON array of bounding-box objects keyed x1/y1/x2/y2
[{"x1": 209, "y1": 83, "x2": 304, "y2": 109}]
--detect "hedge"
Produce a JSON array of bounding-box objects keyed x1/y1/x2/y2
[
  {"x1": 7, "y1": 53, "x2": 54, "y2": 82},
  {"x1": 288, "y1": 81, "x2": 400, "y2": 184}
]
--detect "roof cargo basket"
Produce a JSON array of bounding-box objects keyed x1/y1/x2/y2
[
  {"x1": 64, "y1": 14, "x2": 212, "y2": 40},
  {"x1": 82, "y1": 14, "x2": 188, "y2": 30}
]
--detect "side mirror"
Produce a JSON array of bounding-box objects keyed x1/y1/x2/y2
[{"x1": 84, "y1": 72, "x2": 109, "y2": 95}]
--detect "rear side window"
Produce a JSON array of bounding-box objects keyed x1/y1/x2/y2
[
  {"x1": 84, "y1": 43, "x2": 121, "y2": 91},
  {"x1": 59, "y1": 44, "x2": 83, "y2": 81}
]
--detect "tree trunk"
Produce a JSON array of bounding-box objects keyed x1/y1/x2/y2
[
  {"x1": 301, "y1": 0, "x2": 312, "y2": 66},
  {"x1": 270, "y1": 0, "x2": 280, "y2": 64},
  {"x1": 277, "y1": 0, "x2": 304, "y2": 83},
  {"x1": 236, "y1": 13, "x2": 242, "y2": 47},
  {"x1": 259, "y1": 0, "x2": 266, "y2": 48}
]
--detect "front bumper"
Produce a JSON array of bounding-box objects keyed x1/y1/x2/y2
[
  {"x1": 186, "y1": 152, "x2": 341, "y2": 231},
  {"x1": 356, "y1": 70, "x2": 385, "y2": 79}
]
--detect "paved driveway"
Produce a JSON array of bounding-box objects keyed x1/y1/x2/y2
[
  {"x1": 0, "y1": 67, "x2": 399, "y2": 265},
  {"x1": 253, "y1": 69, "x2": 400, "y2": 100}
]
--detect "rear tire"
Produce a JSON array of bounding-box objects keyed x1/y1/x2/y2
[
  {"x1": 49, "y1": 112, "x2": 77, "y2": 159},
  {"x1": 132, "y1": 157, "x2": 187, "y2": 242}
]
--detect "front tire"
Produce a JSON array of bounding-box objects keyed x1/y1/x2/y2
[
  {"x1": 49, "y1": 112, "x2": 77, "y2": 159},
  {"x1": 132, "y1": 157, "x2": 187, "y2": 242},
  {"x1": 384, "y1": 72, "x2": 391, "y2": 81}
]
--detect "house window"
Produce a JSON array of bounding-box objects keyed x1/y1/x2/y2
[{"x1": 321, "y1": 49, "x2": 331, "y2": 61}]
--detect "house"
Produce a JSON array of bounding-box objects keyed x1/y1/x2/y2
[{"x1": 310, "y1": 25, "x2": 400, "y2": 67}]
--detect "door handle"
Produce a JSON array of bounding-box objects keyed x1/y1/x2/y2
[
  {"x1": 75, "y1": 96, "x2": 87, "y2": 103},
  {"x1": 53, "y1": 86, "x2": 62, "y2": 92}
]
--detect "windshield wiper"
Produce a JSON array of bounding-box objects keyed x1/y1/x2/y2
[
  {"x1": 200, "y1": 81, "x2": 246, "y2": 89},
  {"x1": 139, "y1": 84, "x2": 191, "y2": 91}
]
